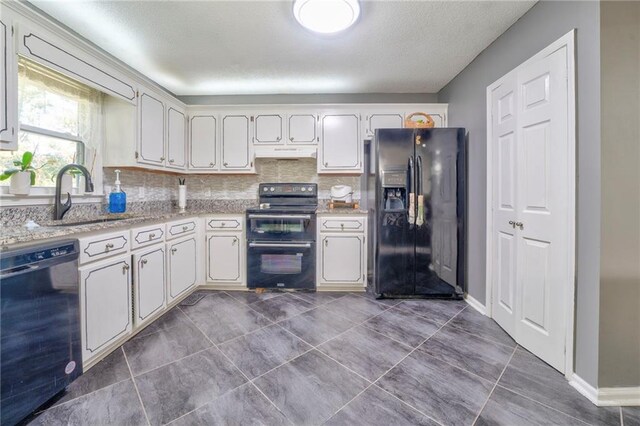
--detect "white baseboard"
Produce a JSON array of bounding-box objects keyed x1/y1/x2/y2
[
  {"x1": 464, "y1": 294, "x2": 487, "y2": 315},
  {"x1": 570, "y1": 374, "x2": 640, "y2": 406}
]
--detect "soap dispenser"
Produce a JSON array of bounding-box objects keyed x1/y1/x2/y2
[{"x1": 108, "y1": 169, "x2": 126, "y2": 213}]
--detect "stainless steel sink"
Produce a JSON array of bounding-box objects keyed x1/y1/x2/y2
[{"x1": 49, "y1": 217, "x2": 128, "y2": 227}]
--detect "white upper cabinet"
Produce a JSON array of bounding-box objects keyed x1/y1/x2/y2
[
  {"x1": 0, "y1": 11, "x2": 17, "y2": 150},
  {"x1": 189, "y1": 114, "x2": 217, "y2": 170},
  {"x1": 288, "y1": 114, "x2": 318, "y2": 144},
  {"x1": 363, "y1": 113, "x2": 404, "y2": 139},
  {"x1": 166, "y1": 105, "x2": 186, "y2": 170},
  {"x1": 221, "y1": 114, "x2": 253, "y2": 171},
  {"x1": 254, "y1": 114, "x2": 283, "y2": 144},
  {"x1": 318, "y1": 113, "x2": 362, "y2": 173},
  {"x1": 138, "y1": 89, "x2": 165, "y2": 166}
]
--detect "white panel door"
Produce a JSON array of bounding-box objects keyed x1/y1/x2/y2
[
  {"x1": 490, "y1": 74, "x2": 519, "y2": 337},
  {"x1": 222, "y1": 114, "x2": 252, "y2": 170},
  {"x1": 319, "y1": 113, "x2": 361, "y2": 173},
  {"x1": 167, "y1": 236, "x2": 197, "y2": 302},
  {"x1": 364, "y1": 113, "x2": 404, "y2": 139},
  {"x1": 288, "y1": 114, "x2": 317, "y2": 144},
  {"x1": 319, "y1": 234, "x2": 365, "y2": 285},
  {"x1": 514, "y1": 48, "x2": 568, "y2": 372},
  {"x1": 138, "y1": 91, "x2": 165, "y2": 166},
  {"x1": 207, "y1": 233, "x2": 243, "y2": 284},
  {"x1": 167, "y1": 107, "x2": 186, "y2": 170},
  {"x1": 254, "y1": 114, "x2": 283, "y2": 144},
  {"x1": 79, "y1": 255, "x2": 132, "y2": 362},
  {"x1": 189, "y1": 115, "x2": 217, "y2": 170},
  {"x1": 133, "y1": 246, "x2": 166, "y2": 327},
  {"x1": 489, "y1": 46, "x2": 570, "y2": 373}
]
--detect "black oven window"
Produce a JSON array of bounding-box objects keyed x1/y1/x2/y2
[
  {"x1": 253, "y1": 220, "x2": 305, "y2": 234},
  {"x1": 261, "y1": 254, "x2": 303, "y2": 274}
]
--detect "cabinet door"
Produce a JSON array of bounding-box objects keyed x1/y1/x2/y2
[
  {"x1": 254, "y1": 114, "x2": 283, "y2": 144},
  {"x1": 166, "y1": 106, "x2": 186, "y2": 170},
  {"x1": 133, "y1": 246, "x2": 166, "y2": 327},
  {"x1": 288, "y1": 114, "x2": 317, "y2": 144},
  {"x1": 319, "y1": 234, "x2": 365, "y2": 285},
  {"x1": 364, "y1": 113, "x2": 404, "y2": 139},
  {"x1": 138, "y1": 91, "x2": 165, "y2": 166},
  {"x1": 319, "y1": 114, "x2": 362, "y2": 173},
  {"x1": 80, "y1": 254, "x2": 132, "y2": 362},
  {"x1": 0, "y1": 15, "x2": 17, "y2": 149},
  {"x1": 189, "y1": 115, "x2": 217, "y2": 170},
  {"x1": 207, "y1": 233, "x2": 243, "y2": 284},
  {"x1": 167, "y1": 236, "x2": 197, "y2": 302},
  {"x1": 221, "y1": 114, "x2": 252, "y2": 170}
]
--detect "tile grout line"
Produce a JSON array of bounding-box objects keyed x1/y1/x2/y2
[
  {"x1": 122, "y1": 347, "x2": 152, "y2": 426},
  {"x1": 324, "y1": 303, "x2": 471, "y2": 426},
  {"x1": 470, "y1": 344, "x2": 518, "y2": 425},
  {"x1": 177, "y1": 303, "x2": 295, "y2": 425}
]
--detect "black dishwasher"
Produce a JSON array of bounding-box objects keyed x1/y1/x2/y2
[{"x1": 0, "y1": 240, "x2": 82, "y2": 426}]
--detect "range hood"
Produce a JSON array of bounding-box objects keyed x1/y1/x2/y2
[{"x1": 254, "y1": 146, "x2": 317, "y2": 159}]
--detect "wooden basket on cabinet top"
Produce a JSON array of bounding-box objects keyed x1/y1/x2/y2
[{"x1": 404, "y1": 112, "x2": 435, "y2": 128}]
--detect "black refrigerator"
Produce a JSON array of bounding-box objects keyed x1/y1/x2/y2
[{"x1": 369, "y1": 128, "x2": 466, "y2": 298}]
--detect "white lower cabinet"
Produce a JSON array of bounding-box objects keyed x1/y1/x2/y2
[
  {"x1": 206, "y1": 233, "x2": 244, "y2": 285},
  {"x1": 205, "y1": 215, "x2": 245, "y2": 287},
  {"x1": 167, "y1": 235, "x2": 198, "y2": 302},
  {"x1": 79, "y1": 254, "x2": 132, "y2": 363},
  {"x1": 133, "y1": 245, "x2": 166, "y2": 328},
  {"x1": 317, "y1": 215, "x2": 367, "y2": 289}
]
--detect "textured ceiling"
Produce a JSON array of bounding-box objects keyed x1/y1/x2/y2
[{"x1": 29, "y1": 1, "x2": 536, "y2": 96}]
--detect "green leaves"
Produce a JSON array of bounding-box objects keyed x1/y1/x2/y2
[
  {"x1": 2, "y1": 151, "x2": 38, "y2": 184},
  {"x1": 21, "y1": 151, "x2": 34, "y2": 170},
  {"x1": 0, "y1": 170, "x2": 19, "y2": 181}
]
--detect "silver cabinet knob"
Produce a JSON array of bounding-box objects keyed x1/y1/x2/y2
[
  {"x1": 122, "y1": 264, "x2": 130, "y2": 273},
  {"x1": 169, "y1": 159, "x2": 174, "y2": 163},
  {"x1": 209, "y1": 162, "x2": 215, "y2": 167},
  {"x1": 182, "y1": 225, "x2": 188, "y2": 231},
  {"x1": 148, "y1": 233, "x2": 156, "y2": 240},
  {"x1": 508, "y1": 221, "x2": 516, "y2": 228},
  {"x1": 171, "y1": 247, "x2": 177, "y2": 254},
  {"x1": 160, "y1": 156, "x2": 165, "y2": 161},
  {"x1": 515, "y1": 222, "x2": 524, "y2": 229},
  {"x1": 141, "y1": 258, "x2": 148, "y2": 266}
]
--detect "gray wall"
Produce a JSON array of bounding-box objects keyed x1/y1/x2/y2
[
  {"x1": 599, "y1": 1, "x2": 640, "y2": 388},
  {"x1": 438, "y1": 1, "x2": 602, "y2": 386},
  {"x1": 178, "y1": 93, "x2": 438, "y2": 105}
]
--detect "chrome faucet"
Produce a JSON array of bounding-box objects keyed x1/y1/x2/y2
[{"x1": 54, "y1": 164, "x2": 95, "y2": 220}]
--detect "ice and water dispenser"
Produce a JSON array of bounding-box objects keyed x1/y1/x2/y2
[{"x1": 382, "y1": 171, "x2": 407, "y2": 211}]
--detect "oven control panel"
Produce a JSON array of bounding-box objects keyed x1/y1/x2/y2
[{"x1": 258, "y1": 183, "x2": 317, "y2": 197}]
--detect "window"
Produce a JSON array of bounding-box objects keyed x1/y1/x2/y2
[{"x1": 0, "y1": 58, "x2": 102, "y2": 189}]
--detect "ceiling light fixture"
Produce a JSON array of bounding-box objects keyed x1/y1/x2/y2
[{"x1": 293, "y1": 0, "x2": 360, "y2": 34}]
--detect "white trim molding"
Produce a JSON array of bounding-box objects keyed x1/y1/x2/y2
[
  {"x1": 464, "y1": 294, "x2": 487, "y2": 316},
  {"x1": 570, "y1": 374, "x2": 640, "y2": 406}
]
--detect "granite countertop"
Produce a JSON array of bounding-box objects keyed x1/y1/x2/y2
[
  {"x1": 0, "y1": 201, "x2": 368, "y2": 248},
  {"x1": 0, "y1": 205, "x2": 249, "y2": 248}
]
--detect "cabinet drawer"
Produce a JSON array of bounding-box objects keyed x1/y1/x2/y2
[
  {"x1": 319, "y1": 217, "x2": 365, "y2": 233},
  {"x1": 206, "y1": 217, "x2": 243, "y2": 231},
  {"x1": 166, "y1": 218, "x2": 197, "y2": 240},
  {"x1": 79, "y1": 230, "x2": 130, "y2": 265},
  {"x1": 131, "y1": 223, "x2": 165, "y2": 249}
]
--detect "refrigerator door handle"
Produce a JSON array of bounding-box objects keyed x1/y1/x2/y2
[
  {"x1": 408, "y1": 156, "x2": 415, "y2": 225},
  {"x1": 416, "y1": 155, "x2": 424, "y2": 227}
]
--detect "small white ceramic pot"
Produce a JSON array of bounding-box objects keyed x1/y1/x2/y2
[{"x1": 9, "y1": 171, "x2": 32, "y2": 195}]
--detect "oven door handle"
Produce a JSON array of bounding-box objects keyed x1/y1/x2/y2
[
  {"x1": 249, "y1": 242, "x2": 312, "y2": 248},
  {"x1": 247, "y1": 214, "x2": 312, "y2": 220}
]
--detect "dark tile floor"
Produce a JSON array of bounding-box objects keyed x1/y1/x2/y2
[{"x1": 28, "y1": 290, "x2": 635, "y2": 426}]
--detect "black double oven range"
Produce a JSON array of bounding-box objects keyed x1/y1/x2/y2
[{"x1": 246, "y1": 183, "x2": 318, "y2": 290}]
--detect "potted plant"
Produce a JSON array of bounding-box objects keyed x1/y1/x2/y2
[{"x1": 0, "y1": 152, "x2": 37, "y2": 195}]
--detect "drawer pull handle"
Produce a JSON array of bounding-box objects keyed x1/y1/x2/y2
[
  {"x1": 221, "y1": 222, "x2": 226, "y2": 227},
  {"x1": 105, "y1": 243, "x2": 114, "y2": 251},
  {"x1": 182, "y1": 226, "x2": 188, "y2": 231},
  {"x1": 160, "y1": 156, "x2": 165, "y2": 161},
  {"x1": 169, "y1": 159, "x2": 174, "y2": 163},
  {"x1": 148, "y1": 233, "x2": 156, "y2": 239},
  {"x1": 232, "y1": 237, "x2": 237, "y2": 245},
  {"x1": 141, "y1": 258, "x2": 148, "y2": 266},
  {"x1": 340, "y1": 223, "x2": 345, "y2": 230},
  {"x1": 209, "y1": 162, "x2": 215, "y2": 167},
  {"x1": 122, "y1": 264, "x2": 130, "y2": 273},
  {"x1": 171, "y1": 248, "x2": 178, "y2": 254}
]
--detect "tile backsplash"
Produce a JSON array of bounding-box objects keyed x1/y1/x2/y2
[{"x1": 104, "y1": 158, "x2": 361, "y2": 203}]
